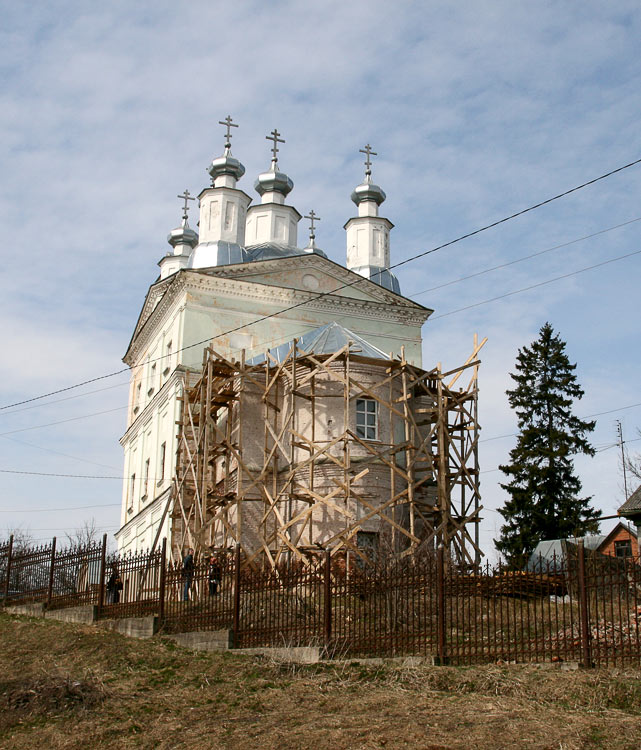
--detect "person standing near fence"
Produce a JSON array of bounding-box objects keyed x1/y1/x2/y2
[
  {"x1": 208, "y1": 553, "x2": 221, "y2": 596},
  {"x1": 106, "y1": 564, "x2": 123, "y2": 604},
  {"x1": 182, "y1": 548, "x2": 194, "y2": 601}
]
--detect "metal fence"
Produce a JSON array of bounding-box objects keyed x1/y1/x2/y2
[{"x1": 2, "y1": 535, "x2": 641, "y2": 667}]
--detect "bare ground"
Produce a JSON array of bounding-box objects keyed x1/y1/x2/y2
[{"x1": 1, "y1": 612, "x2": 641, "y2": 749}]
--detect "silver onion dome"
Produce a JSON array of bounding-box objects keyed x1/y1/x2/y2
[
  {"x1": 207, "y1": 147, "x2": 246, "y2": 185},
  {"x1": 167, "y1": 218, "x2": 199, "y2": 250},
  {"x1": 254, "y1": 167, "x2": 294, "y2": 198},
  {"x1": 351, "y1": 177, "x2": 386, "y2": 206}
]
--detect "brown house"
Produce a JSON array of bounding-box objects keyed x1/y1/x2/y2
[
  {"x1": 618, "y1": 485, "x2": 641, "y2": 550},
  {"x1": 597, "y1": 522, "x2": 638, "y2": 559}
]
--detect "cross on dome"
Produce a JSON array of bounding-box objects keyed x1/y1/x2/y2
[
  {"x1": 177, "y1": 189, "x2": 195, "y2": 221},
  {"x1": 304, "y1": 209, "x2": 321, "y2": 240},
  {"x1": 218, "y1": 115, "x2": 238, "y2": 148},
  {"x1": 266, "y1": 128, "x2": 285, "y2": 165},
  {"x1": 359, "y1": 143, "x2": 377, "y2": 177}
]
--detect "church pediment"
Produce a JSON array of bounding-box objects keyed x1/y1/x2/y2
[{"x1": 199, "y1": 254, "x2": 429, "y2": 310}]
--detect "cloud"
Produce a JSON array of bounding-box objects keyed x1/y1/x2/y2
[{"x1": 1, "y1": 0, "x2": 640, "y2": 550}]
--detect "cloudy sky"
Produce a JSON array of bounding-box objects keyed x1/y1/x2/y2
[{"x1": 1, "y1": 1, "x2": 640, "y2": 558}]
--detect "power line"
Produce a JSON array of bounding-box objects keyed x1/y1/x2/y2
[
  {"x1": 411, "y1": 216, "x2": 641, "y2": 297},
  {"x1": 0, "y1": 503, "x2": 120, "y2": 513},
  {"x1": 3, "y1": 155, "x2": 640, "y2": 413},
  {"x1": 431, "y1": 248, "x2": 641, "y2": 320},
  {"x1": 0, "y1": 406, "x2": 127, "y2": 437},
  {"x1": 0, "y1": 469, "x2": 121, "y2": 479},
  {"x1": 479, "y1": 402, "x2": 641, "y2": 444},
  {"x1": 0, "y1": 435, "x2": 120, "y2": 471}
]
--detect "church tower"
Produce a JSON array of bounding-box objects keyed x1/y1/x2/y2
[
  {"x1": 116, "y1": 121, "x2": 431, "y2": 555},
  {"x1": 345, "y1": 144, "x2": 400, "y2": 294}
]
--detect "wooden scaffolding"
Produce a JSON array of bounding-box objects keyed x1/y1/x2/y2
[{"x1": 169, "y1": 337, "x2": 485, "y2": 568}]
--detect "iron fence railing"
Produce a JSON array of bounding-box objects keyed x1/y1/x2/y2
[{"x1": 3, "y1": 535, "x2": 641, "y2": 666}]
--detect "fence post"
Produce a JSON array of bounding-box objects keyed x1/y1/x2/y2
[
  {"x1": 577, "y1": 540, "x2": 593, "y2": 668},
  {"x1": 3, "y1": 535, "x2": 14, "y2": 604},
  {"x1": 323, "y1": 548, "x2": 332, "y2": 649},
  {"x1": 436, "y1": 545, "x2": 448, "y2": 665},
  {"x1": 232, "y1": 545, "x2": 241, "y2": 648},
  {"x1": 46, "y1": 537, "x2": 57, "y2": 608},
  {"x1": 97, "y1": 533, "x2": 107, "y2": 618},
  {"x1": 158, "y1": 537, "x2": 167, "y2": 624}
]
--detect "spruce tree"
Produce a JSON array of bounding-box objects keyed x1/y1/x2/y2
[{"x1": 496, "y1": 322, "x2": 601, "y2": 565}]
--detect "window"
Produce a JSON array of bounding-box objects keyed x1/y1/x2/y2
[
  {"x1": 356, "y1": 398, "x2": 378, "y2": 441},
  {"x1": 128, "y1": 473, "x2": 136, "y2": 512},
  {"x1": 133, "y1": 382, "x2": 142, "y2": 414},
  {"x1": 615, "y1": 539, "x2": 632, "y2": 558},
  {"x1": 158, "y1": 442, "x2": 166, "y2": 486},
  {"x1": 143, "y1": 458, "x2": 150, "y2": 499},
  {"x1": 148, "y1": 363, "x2": 156, "y2": 396},
  {"x1": 163, "y1": 340, "x2": 172, "y2": 376}
]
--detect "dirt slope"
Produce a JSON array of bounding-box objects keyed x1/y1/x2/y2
[{"x1": 1, "y1": 613, "x2": 641, "y2": 749}]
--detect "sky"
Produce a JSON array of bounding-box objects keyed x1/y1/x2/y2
[{"x1": 1, "y1": 0, "x2": 640, "y2": 559}]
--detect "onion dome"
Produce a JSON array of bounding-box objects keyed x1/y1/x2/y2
[
  {"x1": 207, "y1": 145, "x2": 246, "y2": 185},
  {"x1": 351, "y1": 177, "x2": 386, "y2": 206},
  {"x1": 167, "y1": 218, "x2": 198, "y2": 250},
  {"x1": 255, "y1": 128, "x2": 294, "y2": 199},
  {"x1": 254, "y1": 165, "x2": 294, "y2": 198}
]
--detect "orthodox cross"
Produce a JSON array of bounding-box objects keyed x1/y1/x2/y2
[
  {"x1": 218, "y1": 115, "x2": 238, "y2": 148},
  {"x1": 359, "y1": 143, "x2": 377, "y2": 176},
  {"x1": 304, "y1": 209, "x2": 321, "y2": 240},
  {"x1": 177, "y1": 189, "x2": 195, "y2": 221},
  {"x1": 266, "y1": 128, "x2": 285, "y2": 163}
]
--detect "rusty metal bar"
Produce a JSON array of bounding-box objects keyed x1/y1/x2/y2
[
  {"x1": 324, "y1": 549, "x2": 332, "y2": 648},
  {"x1": 233, "y1": 544, "x2": 241, "y2": 647},
  {"x1": 436, "y1": 545, "x2": 447, "y2": 664},
  {"x1": 97, "y1": 533, "x2": 107, "y2": 618},
  {"x1": 3, "y1": 535, "x2": 13, "y2": 603},
  {"x1": 159, "y1": 537, "x2": 167, "y2": 624},
  {"x1": 46, "y1": 536, "x2": 57, "y2": 608},
  {"x1": 577, "y1": 540, "x2": 592, "y2": 668}
]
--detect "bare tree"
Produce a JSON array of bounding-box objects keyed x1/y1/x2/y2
[
  {"x1": 3, "y1": 526, "x2": 35, "y2": 553},
  {"x1": 626, "y1": 432, "x2": 641, "y2": 486},
  {"x1": 65, "y1": 518, "x2": 100, "y2": 548}
]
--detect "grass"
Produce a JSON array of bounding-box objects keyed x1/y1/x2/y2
[{"x1": 2, "y1": 611, "x2": 641, "y2": 749}]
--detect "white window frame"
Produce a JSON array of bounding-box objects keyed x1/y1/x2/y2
[{"x1": 356, "y1": 398, "x2": 379, "y2": 441}]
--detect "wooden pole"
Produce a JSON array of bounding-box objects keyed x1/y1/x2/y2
[{"x1": 46, "y1": 536, "x2": 57, "y2": 608}]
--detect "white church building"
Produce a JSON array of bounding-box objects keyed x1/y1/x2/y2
[{"x1": 115, "y1": 120, "x2": 431, "y2": 554}]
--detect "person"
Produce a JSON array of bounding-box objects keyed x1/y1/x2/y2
[
  {"x1": 182, "y1": 548, "x2": 194, "y2": 601},
  {"x1": 208, "y1": 554, "x2": 222, "y2": 596},
  {"x1": 106, "y1": 564, "x2": 123, "y2": 604}
]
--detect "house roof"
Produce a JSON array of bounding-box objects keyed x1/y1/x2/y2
[
  {"x1": 619, "y1": 484, "x2": 641, "y2": 516},
  {"x1": 527, "y1": 535, "x2": 605, "y2": 571},
  {"x1": 247, "y1": 322, "x2": 389, "y2": 365}
]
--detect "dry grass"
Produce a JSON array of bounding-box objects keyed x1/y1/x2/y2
[{"x1": 1, "y1": 612, "x2": 641, "y2": 749}]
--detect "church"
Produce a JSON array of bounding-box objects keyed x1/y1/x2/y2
[{"x1": 115, "y1": 119, "x2": 481, "y2": 565}]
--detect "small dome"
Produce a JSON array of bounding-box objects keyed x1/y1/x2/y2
[
  {"x1": 254, "y1": 168, "x2": 294, "y2": 198},
  {"x1": 189, "y1": 240, "x2": 251, "y2": 268},
  {"x1": 351, "y1": 265, "x2": 401, "y2": 295},
  {"x1": 302, "y1": 238, "x2": 328, "y2": 259},
  {"x1": 208, "y1": 148, "x2": 246, "y2": 184},
  {"x1": 167, "y1": 219, "x2": 199, "y2": 250},
  {"x1": 351, "y1": 178, "x2": 386, "y2": 206}
]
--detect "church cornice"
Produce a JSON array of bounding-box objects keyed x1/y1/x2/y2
[{"x1": 125, "y1": 256, "x2": 432, "y2": 365}]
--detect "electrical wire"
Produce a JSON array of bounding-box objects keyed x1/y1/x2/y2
[
  {"x1": 3, "y1": 155, "x2": 640, "y2": 413},
  {"x1": 411, "y1": 216, "x2": 641, "y2": 297},
  {"x1": 430, "y1": 248, "x2": 641, "y2": 320}
]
